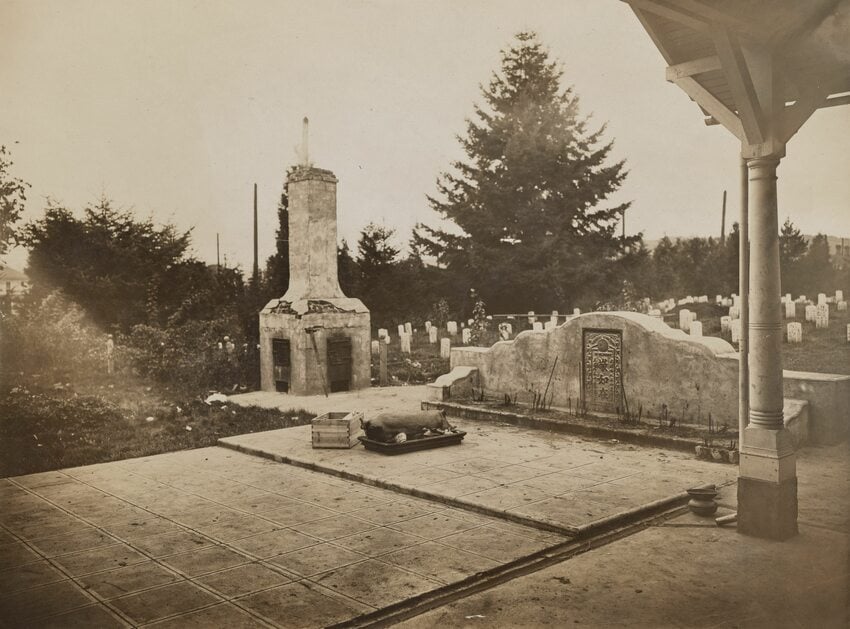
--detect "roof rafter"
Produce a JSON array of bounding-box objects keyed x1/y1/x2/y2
[
  {"x1": 672, "y1": 76, "x2": 745, "y2": 141},
  {"x1": 712, "y1": 28, "x2": 766, "y2": 145},
  {"x1": 625, "y1": 0, "x2": 708, "y2": 34},
  {"x1": 665, "y1": 55, "x2": 721, "y2": 81}
]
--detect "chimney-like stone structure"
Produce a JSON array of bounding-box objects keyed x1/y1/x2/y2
[{"x1": 259, "y1": 151, "x2": 370, "y2": 395}]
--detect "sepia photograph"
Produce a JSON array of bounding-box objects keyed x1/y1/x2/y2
[{"x1": 1, "y1": 1, "x2": 848, "y2": 627}]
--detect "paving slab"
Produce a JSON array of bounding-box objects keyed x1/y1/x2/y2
[
  {"x1": 220, "y1": 418, "x2": 737, "y2": 535},
  {"x1": 1, "y1": 446, "x2": 567, "y2": 628}
]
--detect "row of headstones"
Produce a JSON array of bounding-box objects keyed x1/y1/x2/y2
[{"x1": 783, "y1": 322, "x2": 850, "y2": 344}]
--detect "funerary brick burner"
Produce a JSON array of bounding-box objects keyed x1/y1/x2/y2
[{"x1": 259, "y1": 155, "x2": 370, "y2": 395}]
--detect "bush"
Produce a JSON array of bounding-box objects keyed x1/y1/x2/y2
[{"x1": 0, "y1": 291, "x2": 108, "y2": 383}]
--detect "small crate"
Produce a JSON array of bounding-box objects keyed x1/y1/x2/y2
[{"x1": 311, "y1": 411, "x2": 363, "y2": 449}]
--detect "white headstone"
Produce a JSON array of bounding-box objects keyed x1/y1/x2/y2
[
  {"x1": 400, "y1": 332, "x2": 411, "y2": 354},
  {"x1": 785, "y1": 301, "x2": 796, "y2": 319},
  {"x1": 733, "y1": 295, "x2": 741, "y2": 308},
  {"x1": 378, "y1": 328, "x2": 388, "y2": 339},
  {"x1": 690, "y1": 321, "x2": 703, "y2": 337},
  {"x1": 424, "y1": 320, "x2": 431, "y2": 333},
  {"x1": 847, "y1": 323, "x2": 850, "y2": 343},
  {"x1": 527, "y1": 311, "x2": 536, "y2": 324},
  {"x1": 715, "y1": 295, "x2": 723, "y2": 304},
  {"x1": 429, "y1": 327, "x2": 438, "y2": 344},
  {"x1": 544, "y1": 320, "x2": 555, "y2": 331},
  {"x1": 730, "y1": 319, "x2": 741, "y2": 343},
  {"x1": 397, "y1": 324, "x2": 405, "y2": 337},
  {"x1": 818, "y1": 293, "x2": 827, "y2": 306},
  {"x1": 447, "y1": 321, "x2": 458, "y2": 335},
  {"x1": 404, "y1": 322, "x2": 412, "y2": 335},
  {"x1": 532, "y1": 322, "x2": 543, "y2": 331},
  {"x1": 462, "y1": 328, "x2": 471, "y2": 344},
  {"x1": 838, "y1": 300, "x2": 848, "y2": 312},
  {"x1": 573, "y1": 308, "x2": 581, "y2": 315},
  {"x1": 816, "y1": 303, "x2": 829, "y2": 329},
  {"x1": 679, "y1": 309, "x2": 692, "y2": 332},
  {"x1": 729, "y1": 305, "x2": 740, "y2": 320},
  {"x1": 720, "y1": 315, "x2": 731, "y2": 333},
  {"x1": 836, "y1": 290, "x2": 844, "y2": 302},
  {"x1": 550, "y1": 311, "x2": 558, "y2": 323},
  {"x1": 371, "y1": 340, "x2": 380, "y2": 355},
  {"x1": 805, "y1": 304, "x2": 817, "y2": 322},
  {"x1": 467, "y1": 319, "x2": 474, "y2": 326},
  {"x1": 785, "y1": 293, "x2": 792, "y2": 303},
  {"x1": 698, "y1": 295, "x2": 708, "y2": 303},
  {"x1": 787, "y1": 322, "x2": 802, "y2": 344},
  {"x1": 439, "y1": 337, "x2": 451, "y2": 359}
]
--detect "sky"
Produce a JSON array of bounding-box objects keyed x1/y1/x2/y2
[{"x1": 2, "y1": 0, "x2": 849, "y2": 273}]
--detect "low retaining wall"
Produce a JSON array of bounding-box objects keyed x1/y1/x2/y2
[{"x1": 445, "y1": 312, "x2": 849, "y2": 445}]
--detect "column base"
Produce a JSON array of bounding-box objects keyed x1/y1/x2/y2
[{"x1": 737, "y1": 476, "x2": 798, "y2": 540}]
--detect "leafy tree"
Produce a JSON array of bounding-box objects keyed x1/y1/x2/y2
[
  {"x1": 0, "y1": 145, "x2": 30, "y2": 257},
  {"x1": 19, "y1": 197, "x2": 195, "y2": 330},
  {"x1": 416, "y1": 31, "x2": 636, "y2": 313}
]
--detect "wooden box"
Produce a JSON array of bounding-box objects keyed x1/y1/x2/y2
[{"x1": 311, "y1": 411, "x2": 363, "y2": 449}]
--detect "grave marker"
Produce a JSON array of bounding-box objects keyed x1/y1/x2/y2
[
  {"x1": 447, "y1": 321, "x2": 458, "y2": 335},
  {"x1": 816, "y1": 304, "x2": 829, "y2": 329},
  {"x1": 690, "y1": 321, "x2": 703, "y2": 337},
  {"x1": 462, "y1": 328, "x2": 471, "y2": 344},
  {"x1": 371, "y1": 340, "x2": 380, "y2": 356},
  {"x1": 533, "y1": 322, "x2": 543, "y2": 331},
  {"x1": 440, "y1": 337, "x2": 451, "y2": 359},
  {"x1": 720, "y1": 315, "x2": 731, "y2": 333},
  {"x1": 429, "y1": 327, "x2": 438, "y2": 344},
  {"x1": 785, "y1": 301, "x2": 796, "y2": 319},
  {"x1": 400, "y1": 333, "x2": 411, "y2": 354},
  {"x1": 805, "y1": 304, "x2": 817, "y2": 322},
  {"x1": 730, "y1": 319, "x2": 741, "y2": 343},
  {"x1": 787, "y1": 322, "x2": 802, "y2": 344}
]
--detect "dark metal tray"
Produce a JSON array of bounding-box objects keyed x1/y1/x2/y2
[{"x1": 358, "y1": 431, "x2": 466, "y2": 455}]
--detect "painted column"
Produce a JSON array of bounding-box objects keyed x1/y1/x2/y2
[
  {"x1": 738, "y1": 156, "x2": 797, "y2": 540},
  {"x1": 738, "y1": 155, "x2": 748, "y2": 445}
]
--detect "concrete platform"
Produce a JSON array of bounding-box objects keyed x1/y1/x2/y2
[
  {"x1": 220, "y1": 419, "x2": 737, "y2": 536},
  {"x1": 0, "y1": 447, "x2": 565, "y2": 628}
]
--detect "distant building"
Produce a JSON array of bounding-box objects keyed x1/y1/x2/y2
[{"x1": 0, "y1": 265, "x2": 29, "y2": 296}]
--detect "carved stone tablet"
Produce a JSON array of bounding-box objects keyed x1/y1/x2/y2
[{"x1": 582, "y1": 329, "x2": 623, "y2": 412}]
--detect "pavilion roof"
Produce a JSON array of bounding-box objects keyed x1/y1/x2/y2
[{"x1": 623, "y1": 0, "x2": 850, "y2": 145}]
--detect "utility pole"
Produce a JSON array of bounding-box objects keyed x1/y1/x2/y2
[
  {"x1": 253, "y1": 183, "x2": 259, "y2": 286},
  {"x1": 720, "y1": 189, "x2": 727, "y2": 245},
  {"x1": 216, "y1": 233, "x2": 220, "y2": 272}
]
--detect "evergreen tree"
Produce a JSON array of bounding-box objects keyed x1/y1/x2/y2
[
  {"x1": 356, "y1": 223, "x2": 401, "y2": 326},
  {"x1": 802, "y1": 234, "x2": 834, "y2": 294},
  {"x1": 264, "y1": 174, "x2": 290, "y2": 297},
  {"x1": 337, "y1": 239, "x2": 358, "y2": 296},
  {"x1": 416, "y1": 31, "x2": 635, "y2": 313},
  {"x1": 779, "y1": 218, "x2": 807, "y2": 295}
]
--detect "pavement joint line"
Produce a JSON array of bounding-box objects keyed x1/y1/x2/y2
[
  {"x1": 327, "y1": 503, "x2": 691, "y2": 629},
  {"x1": 218, "y1": 441, "x2": 581, "y2": 536},
  {"x1": 218, "y1": 441, "x2": 727, "y2": 540},
  {"x1": 1, "y1": 477, "x2": 304, "y2": 629}
]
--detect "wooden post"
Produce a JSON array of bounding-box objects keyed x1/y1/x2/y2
[
  {"x1": 720, "y1": 189, "x2": 727, "y2": 245},
  {"x1": 379, "y1": 340, "x2": 388, "y2": 387},
  {"x1": 738, "y1": 159, "x2": 748, "y2": 448},
  {"x1": 253, "y1": 183, "x2": 259, "y2": 284}
]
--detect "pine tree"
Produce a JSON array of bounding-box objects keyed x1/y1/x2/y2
[
  {"x1": 779, "y1": 217, "x2": 807, "y2": 295},
  {"x1": 264, "y1": 177, "x2": 290, "y2": 297},
  {"x1": 415, "y1": 32, "x2": 635, "y2": 313}
]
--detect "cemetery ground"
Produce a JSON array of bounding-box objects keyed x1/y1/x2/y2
[{"x1": 1, "y1": 387, "x2": 846, "y2": 628}]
